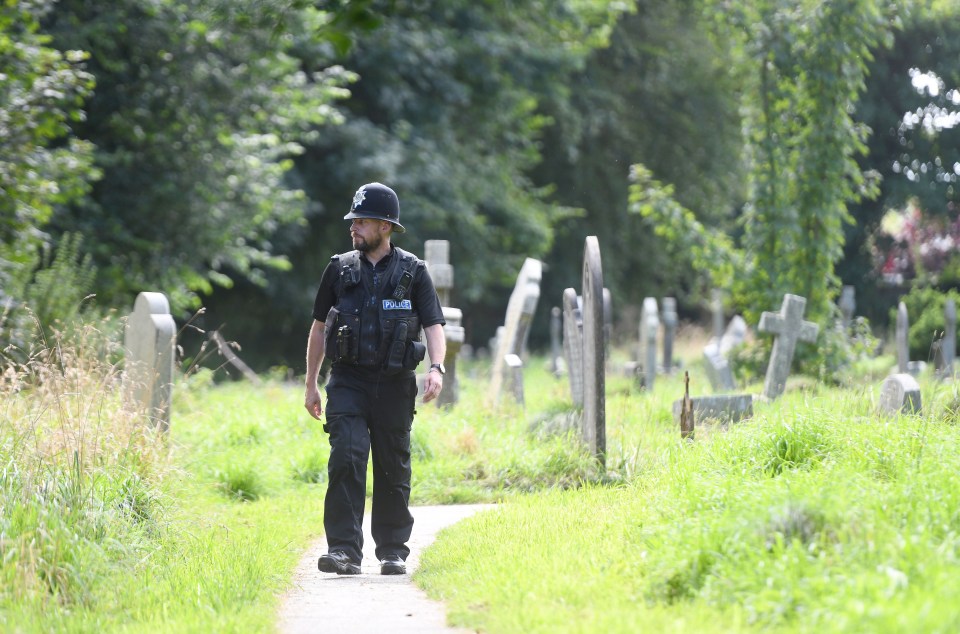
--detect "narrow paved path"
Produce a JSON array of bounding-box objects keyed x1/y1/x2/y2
[{"x1": 277, "y1": 504, "x2": 494, "y2": 634}]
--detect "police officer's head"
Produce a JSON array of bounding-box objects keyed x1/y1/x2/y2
[{"x1": 343, "y1": 182, "x2": 406, "y2": 234}]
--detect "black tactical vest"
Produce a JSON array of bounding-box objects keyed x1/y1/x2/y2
[{"x1": 324, "y1": 247, "x2": 423, "y2": 370}]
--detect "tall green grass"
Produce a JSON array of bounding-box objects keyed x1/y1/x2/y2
[{"x1": 418, "y1": 371, "x2": 960, "y2": 633}]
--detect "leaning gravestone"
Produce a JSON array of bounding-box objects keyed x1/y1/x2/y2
[
  {"x1": 879, "y1": 373, "x2": 921, "y2": 415},
  {"x1": 562, "y1": 289, "x2": 584, "y2": 407},
  {"x1": 490, "y1": 258, "x2": 542, "y2": 405},
  {"x1": 758, "y1": 294, "x2": 819, "y2": 401},
  {"x1": 582, "y1": 236, "x2": 606, "y2": 463},
  {"x1": 896, "y1": 301, "x2": 909, "y2": 374},
  {"x1": 703, "y1": 341, "x2": 736, "y2": 393},
  {"x1": 124, "y1": 292, "x2": 176, "y2": 431},
  {"x1": 719, "y1": 315, "x2": 748, "y2": 356},
  {"x1": 662, "y1": 297, "x2": 678, "y2": 374},
  {"x1": 640, "y1": 297, "x2": 659, "y2": 390}
]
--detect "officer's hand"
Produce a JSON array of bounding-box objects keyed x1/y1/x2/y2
[
  {"x1": 423, "y1": 370, "x2": 443, "y2": 403},
  {"x1": 305, "y1": 386, "x2": 323, "y2": 420}
]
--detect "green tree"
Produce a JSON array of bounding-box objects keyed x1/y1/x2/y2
[
  {"x1": 727, "y1": 0, "x2": 901, "y2": 323},
  {"x1": 42, "y1": 0, "x2": 356, "y2": 310},
  {"x1": 0, "y1": 0, "x2": 97, "y2": 349},
  {"x1": 201, "y1": 0, "x2": 629, "y2": 366}
]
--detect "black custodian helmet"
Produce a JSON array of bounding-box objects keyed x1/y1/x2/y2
[{"x1": 343, "y1": 182, "x2": 405, "y2": 233}]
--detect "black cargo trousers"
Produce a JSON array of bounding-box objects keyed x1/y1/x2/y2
[{"x1": 322, "y1": 366, "x2": 417, "y2": 564}]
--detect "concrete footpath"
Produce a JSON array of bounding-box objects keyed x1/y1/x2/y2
[{"x1": 276, "y1": 504, "x2": 495, "y2": 634}]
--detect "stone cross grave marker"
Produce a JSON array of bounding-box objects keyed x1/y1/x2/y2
[
  {"x1": 640, "y1": 297, "x2": 659, "y2": 390},
  {"x1": 839, "y1": 285, "x2": 856, "y2": 330},
  {"x1": 758, "y1": 294, "x2": 819, "y2": 400},
  {"x1": 942, "y1": 299, "x2": 957, "y2": 380},
  {"x1": 662, "y1": 297, "x2": 678, "y2": 374},
  {"x1": 424, "y1": 240, "x2": 454, "y2": 307},
  {"x1": 582, "y1": 236, "x2": 606, "y2": 463},
  {"x1": 562, "y1": 288, "x2": 584, "y2": 407},
  {"x1": 438, "y1": 307, "x2": 465, "y2": 407},
  {"x1": 124, "y1": 292, "x2": 176, "y2": 431},
  {"x1": 879, "y1": 373, "x2": 921, "y2": 415},
  {"x1": 424, "y1": 240, "x2": 466, "y2": 407},
  {"x1": 490, "y1": 258, "x2": 542, "y2": 405},
  {"x1": 896, "y1": 301, "x2": 909, "y2": 374}
]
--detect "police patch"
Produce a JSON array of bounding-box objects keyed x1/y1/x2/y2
[{"x1": 383, "y1": 299, "x2": 412, "y2": 310}]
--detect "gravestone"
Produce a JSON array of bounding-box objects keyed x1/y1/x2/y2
[
  {"x1": 549, "y1": 306, "x2": 564, "y2": 377},
  {"x1": 758, "y1": 294, "x2": 819, "y2": 400},
  {"x1": 942, "y1": 299, "x2": 957, "y2": 379},
  {"x1": 424, "y1": 240, "x2": 454, "y2": 307},
  {"x1": 123, "y1": 292, "x2": 176, "y2": 431},
  {"x1": 711, "y1": 289, "x2": 725, "y2": 341},
  {"x1": 662, "y1": 297, "x2": 678, "y2": 374},
  {"x1": 839, "y1": 285, "x2": 856, "y2": 330},
  {"x1": 504, "y1": 354, "x2": 524, "y2": 406},
  {"x1": 490, "y1": 258, "x2": 542, "y2": 404},
  {"x1": 438, "y1": 307, "x2": 465, "y2": 407},
  {"x1": 562, "y1": 289, "x2": 584, "y2": 407},
  {"x1": 896, "y1": 301, "x2": 909, "y2": 374},
  {"x1": 581, "y1": 237, "x2": 606, "y2": 463},
  {"x1": 703, "y1": 341, "x2": 736, "y2": 393},
  {"x1": 603, "y1": 288, "x2": 613, "y2": 358},
  {"x1": 719, "y1": 315, "x2": 748, "y2": 356},
  {"x1": 640, "y1": 297, "x2": 659, "y2": 390},
  {"x1": 879, "y1": 373, "x2": 921, "y2": 415},
  {"x1": 671, "y1": 394, "x2": 754, "y2": 425}
]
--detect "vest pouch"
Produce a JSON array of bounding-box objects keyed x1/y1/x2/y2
[
  {"x1": 383, "y1": 322, "x2": 409, "y2": 375},
  {"x1": 325, "y1": 310, "x2": 360, "y2": 364},
  {"x1": 402, "y1": 340, "x2": 426, "y2": 371}
]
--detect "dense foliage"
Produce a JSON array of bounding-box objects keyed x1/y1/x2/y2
[
  {"x1": 0, "y1": 0, "x2": 97, "y2": 349},
  {"x1": 3, "y1": 0, "x2": 959, "y2": 370}
]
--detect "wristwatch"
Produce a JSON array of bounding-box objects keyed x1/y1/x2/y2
[{"x1": 429, "y1": 363, "x2": 446, "y2": 375}]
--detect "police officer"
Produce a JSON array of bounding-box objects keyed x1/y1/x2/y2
[{"x1": 304, "y1": 182, "x2": 446, "y2": 576}]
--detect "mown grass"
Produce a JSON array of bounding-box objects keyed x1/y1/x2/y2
[{"x1": 417, "y1": 369, "x2": 960, "y2": 633}]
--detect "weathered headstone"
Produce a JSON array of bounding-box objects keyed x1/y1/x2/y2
[
  {"x1": 703, "y1": 341, "x2": 736, "y2": 393},
  {"x1": 504, "y1": 353, "x2": 524, "y2": 406},
  {"x1": 839, "y1": 285, "x2": 856, "y2": 330},
  {"x1": 582, "y1": 237, "x2": 606, "y2": 463},
  {"x1": 758, "y1": 294, "x2": 819, "y2": 400},
  {"x1": 549, "y1": 306, "x2": 564, "y2": 377},
  {"x1": 896, "y1": 301, "x2": 909, "y2": 374},
  {"x1": 424, "y1": 240, "x2": 454, "y2": 307},
  {"x1": 671, "y1": 394, "x2": 754, "y2": 425},
  {"x1": 640, "y1": 297, "x2": 659, "y2": 390},
  {"x1": 123, "y1": 292, "x2": 176, "y2": 431},
  {"x1": 438, "y1": 307, "x2": 465, "y2": 407},
  {"x1": 603, "y1": 288, "x2": 613, "y2": 358},
  {"x1": 662, "y1": 297, "x2": 678, "y2": 374},
  {"x1": 490, "y1": 258, "x2": 542, "y2": 404},
  {"x1": 719, "y1": 315, "x2": 748, "y2": 356},
  {"x1": 879, "y1": 373, "x2": 921, "y2": 415},
  {"x1": 562, "y1": 289, "x2": 583, "y2": 407},
  {"x1": 711, "y1": 289, "x2": 725, "y2": 341},
  {"x1": 942, "y1": 299, "x2": 957, "y2": 379}
]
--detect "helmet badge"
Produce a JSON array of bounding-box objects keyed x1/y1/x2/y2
[{"x1": 352, "y1": 187, "x2": 366, "y2": 210}]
